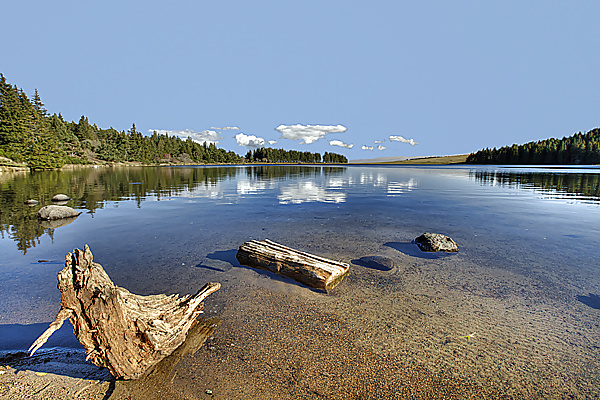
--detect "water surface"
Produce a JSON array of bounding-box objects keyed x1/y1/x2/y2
[{"x1": 1, "y1": 165, "x2": 599, "y2": 398}]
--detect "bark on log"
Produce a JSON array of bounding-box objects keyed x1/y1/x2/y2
[
  {"x1": 29, "y1": 245, "x2": 220, "y2": 380},
  {"x1": 236, "y1": 239, "x2": 349, "y2": 290}
]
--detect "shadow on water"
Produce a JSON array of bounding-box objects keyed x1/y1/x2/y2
[
  {"x1": 0, "y1": 322, "x2": 81, "y2": 351},
  {"x1": 351, "y1": 256, "x2": 396, "y2": 271},
  {"x1": 205, "y1": 249, "x2": 239, "y2": 268},
  {"x1": 0, "y1": 321, "x2": 112, "y2": 382},
  {"x1": 205, "y1": 248, "x2": 327, "y2": 293},
  {"x1": 194, "y1": 263, "x2": 229, "y2": 272},
  {"x1": 577, "y1": 293, "x2": 600, "y2": 309},
  {"x1": 195, "y1": 249, "x2": 241, "y2": 272},
  {"x1": 0, "y1": 318, "x2": 222, "y2": 400},
  {"x1": 116, "y1": 317, "x2": 221, "y2": 399},
  {"x1": 384, "y1": 241, "x2": 455, "y2": 260}
]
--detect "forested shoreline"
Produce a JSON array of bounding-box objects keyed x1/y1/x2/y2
[
  {"x1": 467, "y1": 128, "x2": 600, "y2": 165},
  {"x1": 0, "y1": 74, "x2": 347, "y2": 169}
]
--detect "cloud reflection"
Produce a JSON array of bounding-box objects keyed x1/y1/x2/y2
[
  {"x1": 387, "y1": 178, "x2": 417, "y2": 196},
  {"x1": 237, "y1": 178, "x2": 276, "y2": 195},
  {"x1": 359, "y1": 172, "x2": 388, "y2": 187},
  {"x1": 278, "y1": 181, "x2": 346, "y2": 204}
]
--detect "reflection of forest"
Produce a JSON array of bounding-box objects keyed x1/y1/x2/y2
[
  {"x1": 244, "y1": 165, "x2": 346, "y2": 180},
  {"x1": 472, "y1": 171, "x2": 600, "y2": 201},
  {"x1": 0, "y1": 165, "x2": 347, "y2": 253}
]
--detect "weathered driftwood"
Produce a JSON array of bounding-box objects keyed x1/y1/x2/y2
[
  {"x1": 236, "y1": 239, "x2": 349, "y2": 290},
  {"x1": 29, "y1": 245, "x2": 220, "y2": 380}
]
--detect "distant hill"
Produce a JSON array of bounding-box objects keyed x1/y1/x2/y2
[
  {"x1": 383, "y1": 154, "x2": 469, "y2": 164},
  {"x1": 350, "y1": 154, "x2": 468, "y2": 165},
  {"x1": 467, "y1": 128, "x2": 600, "y2": 165},
  {"x1": 349, "y1": 156, "x2": 411, "y2": 164}
]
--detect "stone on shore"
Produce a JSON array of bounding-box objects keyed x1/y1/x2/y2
[
  {"x1": 51, "y1": 194, "x2": 71, "y2": 202},
  {"x1": 356, "y1": 256, "x2": 396, "y2": 271},
  {"x1": 37, "y1": 205, "x2": 81, "y2": 220},
  {"x1": 413, "y1": 233, "x2": 458, "y2": 252},
  {"x1": 24, "y1": 199, "x2": 39, "y2": 205}
]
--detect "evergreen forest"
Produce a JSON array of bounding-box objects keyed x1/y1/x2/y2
[
  {"x1": 466, "y1": 128, "x2": 600, "y2": 165},
  {"x1": 245, "y1": 148, "x2": 348, "y2": 164},
  {"x1": 0, "y1": 74, "x2": 347, "y2": 169}
]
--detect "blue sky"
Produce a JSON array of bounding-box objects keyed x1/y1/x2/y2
[{"x1": 2, "y1": 1, "x2": 599, "y2": 160}]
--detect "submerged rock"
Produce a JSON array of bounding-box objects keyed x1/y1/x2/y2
[
  {"x1": 413, "y1": 233, "x2": 458, "y2": 252},
  {"x1": 24, "y1": 199, "x2": 39, "y2": 205},
  {"x1": 52, "y1": 194, "x2": 71, "y2": 202},
  {"x1": 37, "y1": 205, "x2": 81, "y2": 220},
  {"x1": 356, "y1": 256, "x2": 396, "y2": 271}
]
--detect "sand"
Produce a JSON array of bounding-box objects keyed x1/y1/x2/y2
[{"x1": 2, "y1": 240, "x2": 600, "y2": 399}]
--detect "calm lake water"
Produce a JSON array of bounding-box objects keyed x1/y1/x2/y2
[{"x1": 1, "y1": 164, "x2": 600, "y2": 398}]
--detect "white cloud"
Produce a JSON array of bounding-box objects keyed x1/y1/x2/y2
[
  {"x1": 235, "y1": 133, "x2": 266, "y2": 148},
  {"x1": 211, "y1": 126, "x2": 240, "y2": 130},
  {"x1": 275, "y1": 124, "x2": 347, "y2": 144},
  {"x1": 389, "y1": 135, "x2": 418, "y2": 146},
  {"x1": 268, "y1": 140, "x2": 277, "y2": 145},
  {"x1": 362, "y1": 145, "x2": 374, "y2": 151},
  {"x1": 149, "y1": 129, "x2": 222, "y2": 145},
  {"x1": 377, "y1": 145, "x2": 386, "y2": 150},
  {"x1": 375, "y1": 140, "x2": 385, "y2": 144},
  {"x1": 329, "y1": 140, "x2": 353, "y2": 149}
]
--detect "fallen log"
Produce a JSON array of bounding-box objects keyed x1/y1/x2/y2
[
  {"x1": 236, "y1": 239, "x2": 349, "y2": 290},
  {"x1": 29, "y1": 245, "x2": 220, "y2": 380}
]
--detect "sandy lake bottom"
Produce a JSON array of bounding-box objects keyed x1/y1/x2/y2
[{"x1": 1, "y1": 165, "x2": 600, "y2": 399}]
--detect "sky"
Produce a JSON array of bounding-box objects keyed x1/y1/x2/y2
[{"x1": 2, "y1": 1, "x2": 599, "y2": 160}]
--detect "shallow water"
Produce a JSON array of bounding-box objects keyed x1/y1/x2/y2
[{"x1": 1, "y1": 165, "x2": 600, "y2": 398}]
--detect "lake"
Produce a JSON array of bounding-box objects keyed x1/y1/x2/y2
[{"x1": 1, "y1": 164, "x2": 600, "y2": 399}]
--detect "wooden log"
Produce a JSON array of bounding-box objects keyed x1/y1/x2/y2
[
  {"x1": 236, "y1": 239, "x2": 350, "y2": 290},
  {"x1": 29, "y1": 245, "x2": 220, "y2": 380}
]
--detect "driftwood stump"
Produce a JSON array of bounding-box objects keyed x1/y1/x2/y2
[
  {"x1": 236, "y1": 239, "x2": 350, "y2": 290},
  {"x1": 29, "y1": 245, "x2": 220, "y2": 380}
]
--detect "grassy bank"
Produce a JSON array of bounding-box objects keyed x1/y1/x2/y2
[{"x1": 382, "y1": 154, "x2": 469, "y2": 165}]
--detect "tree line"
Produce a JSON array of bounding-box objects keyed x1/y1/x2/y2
[
  {"x1": 466, "y1": 128, "x2": 600, "y2": 165},
  {"x1": 244, "y1": 147, "x2": 348, "y2": 163},
  {"x1": 0, "y1": 74, "x2": 348, "y2": 169}
]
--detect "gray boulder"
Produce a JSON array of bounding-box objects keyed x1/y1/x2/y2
[
  {"x1": 356, "y1": 256, "x2": 396, "y2": 271},
  {"x1": 24, "y1": 199, "x2": 39, "y2": 205},
  {"x1": 37, "y1": 205, "x2": 81, "y2": 220},
  {"x1": 413, "y1": 233, "x2": 458, "y2": 252},
  {"x1": 52, "y1": 194, "x2": 71, "y2": 202}
]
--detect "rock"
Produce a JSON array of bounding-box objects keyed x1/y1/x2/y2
[
  {"x1": 413, "y1": 233, "x2": 458, "y2": 252},
  {"x1": 51, "y1": 194, "x2": 71, "y2": 202},
  {"x1": 37, "y1": 205, "x2": 81, "y2": 220},
  {"x1": 356, "y1": 256, "x2": 396, "y2": 271},
  {"x1": 24, "y1": 199, "x2": 39, "y2": 205}
]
